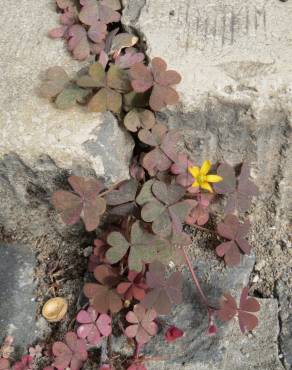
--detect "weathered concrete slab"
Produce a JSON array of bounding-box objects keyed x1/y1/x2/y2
[
  {"x1": 0, "y1": 244, "x2": 50, "y2": 354},
  {"x1": 0, "y1": 0, "x2": 134, "y2": 183},
  {"x1": 123, "y1": 0, "x2": 292, "y2": 111}
]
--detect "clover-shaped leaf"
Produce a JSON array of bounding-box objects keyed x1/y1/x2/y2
[
  {"x1": 106, "y1": 221, "x2": 172, "y2": 272},
  {"x1": 130, "y1": 57, "x2": 181, "y2": 111},
  {"x1": 216, "y1": 215, "x2": 252, "y2": 266},
  {"x1": 186, "y1": 194, "x2": 213, "y2": 226},
  {"x1": 83, "y1": 265, "x2": 122, "y2": 313},
  {"x1": 136, "y1": 179, "x2": 156, "y2": 206},
  {"x1": 0, "y1": 358, "x2": 9, "y2": 370},
  {"x1": 67, "y1": 24, "x2": 99, "y2": 60},
  {"x1": 87, "y1": 21, "x2": 108, "y2": 43},
  {"x1": 106, "y1": 179, "x2": 139, "y2": 215},
  {"x1": 77, "y1": 63, "x2": 131, "y2": 113},
  {"x1": 79, "y1": 0, "x2": 121, "y2": 25},
  {"x1": 124, "y1": 109, "x2": 156, "y2": 133},
  {"x1": 115, "y1": 48, "x2": 145, "y2": 69},
  {"x1": 55, "y1": 84, "x2": 90, "y2": 109},
  {"x1": 12, "y1": 355, "x2": 33, "y2": 370},
  {"x1": 88, "y1": 239, "x2": 110, "y2": 272},
  {"x1": 130, "y1": 155, "x2": 146, "y2": 181},
  {"x1": 40, "y1": 67, "x2": 70, "y2": 98},
  {"x1": 123, "y1": 90, "x2": 151, "y2": 112},
  {"x1": 77, "y1": 307, "x2": 112, "y2": 345},
  {"x1": 125, "y1": 304, "x2": 158, "y2": 344},
  {"x1": 50, "y1": 2, "x2": 106, "y2": 60},
  {"x1": 217, "y1": 287, "x2": 260, "y2": 333},
  {"x1": 117, "y1": 270, "x2": 148, "y2": 301},
  {"x1": 49, "y1": 1, "x2": 77, "y2": 40},
  {"x1": 141, "y1": 261, "x2": 183, "y2": 315},
  {"x1": 141, "y1": 180, "x2": 190, "y2": 237},
  {"x1": 214, "y1": 163, "x2": 258, "y2": 214},
  {"x1": 138, "y1": 124, "x2": 179, "y2": 176},
  {"x1": 171, "y1": 153, "x2": 195, "y2": 187},
  {"x1": 52, "y1": 332, "x2": 88, "y2": 370},
  {"x1": 52, "y1": 176, "x2": 106, "y2": 232}
]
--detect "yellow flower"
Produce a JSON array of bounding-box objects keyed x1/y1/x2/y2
[{"x1": 188, "y1": 160, "x2": 223, "y2": 193}]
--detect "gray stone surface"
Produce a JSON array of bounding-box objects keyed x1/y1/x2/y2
[
  {"x1": 0, "y1": 0, "x2": 134, "y2": 183},
  {"x1": 114, "y1": 253, "x2": 283, "y2": 369},
  {"x1": 0, "y1": 244, "x2": 50, "y2": 354},
  {"x1": 0, "y1": 152, "x2": 88, "y2": 237},
  {"x1": 277, "y1": 272, "x2": 292, "y2": 369},
  {"x1": 142, "y1": 299, "x2": 283, "y2": 370}
]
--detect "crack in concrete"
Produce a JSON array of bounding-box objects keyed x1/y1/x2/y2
[{"x1": 122, "y1": 0, "x2": 146, "y2": 24}]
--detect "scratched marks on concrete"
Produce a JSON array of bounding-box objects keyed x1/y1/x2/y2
[{"x1": 168, "y1": 2, "x2": 268, "y2": 52}]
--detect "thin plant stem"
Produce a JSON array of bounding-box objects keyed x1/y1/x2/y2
[
  {"x1": 99, "y1": 180, "x2": 124, "y2": 198},
  {"x1": 134, "y1": 342, "x2": 142, "y2": 359},
  {"x1": 182, "y1": 246, "x2": 209, "y2": 306}
]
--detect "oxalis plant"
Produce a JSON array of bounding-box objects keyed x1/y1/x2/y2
[{"x1": 0, "y1": 1, "x2": 260, "y2": 369}]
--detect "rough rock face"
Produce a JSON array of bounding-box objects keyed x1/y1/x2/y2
[
  {"x1": 0, "y1": 244, "x2": 51, "y2": 355},
  {"x1": 0, "y1": 0, "x2": 134, "y2": 183},
  {"x1": 0, "y1": 154, "x2": 92, "y2": 351},
  {"x1": 113, "y1": 252, "x2": 284, "y2": 370},
  {"x1": 142, "y1": 299, "x2": 282, "y2": 370}
]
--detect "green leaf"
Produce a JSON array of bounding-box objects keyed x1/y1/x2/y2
[
  {"x1": 40, "y1": 66, "x2": 70, "y2": 98},
  {"x1": 107, "y1": 65, "x2": 131, "y2": 92},
  {"x1": 136, "y1": 179, "x2": 156, "y2": 206},
  {"x1": 55, "y1": 85, "x2": 90, "y2": 109},
  {"x1": 106, "y1": 231, "x2": 130, "y2": 263},
  {"x1": 106, "y1": 179, "x2": 138, "y2": 206},
  {"x1": 123, "y1": 90, "x2": 150, "y2": 112},
  {"x1": 141, "y1": 200, "x2": 165, "y2": 222},
  {"x1": 169, "y1": 202, "x2": 191, "y2": 223},
  {"x1": 77, "y1": 63, "x2": 106, "y2": 88},
  {"x1": 152, "y1": 181, "x2": 185, "y2": 205},
  {"x1": 128, "y1": 243, "x2": 153, "y2": 272},
  {"x1": 152, "y1": 210, "x2": 172, "y2": 237},
  {"x1": 124, "y1": 109, "x2": 156, "y2": 132},
  {"x1": 88, "y1": 87, "x2": 122, "y2": 113}
]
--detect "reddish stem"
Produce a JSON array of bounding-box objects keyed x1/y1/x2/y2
[
  {"x1": 182, "y1": 246, "x2": 209, "y2": 306},
  {"x1": 134, "y1": 342, "x2": 142, "y2": 359}
]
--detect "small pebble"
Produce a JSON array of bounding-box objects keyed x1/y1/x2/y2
[
  {"x1": 255, "y1": 260, "x2": 265, "y2": 271},
  {"x1": 252, "y1": 275, "x2": 260, "y2": 283},
  {"x1": 83, "y1": 246, "x2": 93, "y2": 257}
]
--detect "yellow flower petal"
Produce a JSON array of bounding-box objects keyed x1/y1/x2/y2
[
  {"x1": 201, "y1": 181, "x2": 213, "y2": 193},
  {"x1": 200, "y1": 160, "x2": 212, "y2": 175},
  {"x1": 188, "y1": 166, "x2": 200, "y2": 179},
  {"x1": 205, "y1": 175, "x2": 223, "y2": 183},
  {"x1": 191, "y1": 180, "x2": 200, "y2": 188}
]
